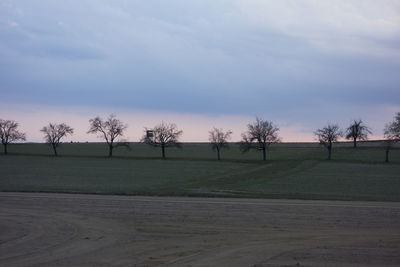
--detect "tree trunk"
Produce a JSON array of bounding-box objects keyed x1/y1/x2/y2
[
  {"x1": 386, "y1": 148, "x2": 390, "y2": 163},
  {"x1": 262, "y1": 147, "x2": 266, "y2": 161},
  {"x1": 161, "y1": 145, "x2": 166, "y2": 159},
  {"x1": 109, "y1": 145, "x2": 113, "y2": 157},
  {"x1": 52, "y1": 144, "x2": 58, "y2": 156},
  {"x1": 3, "y1": 143, "x2": 7, "y2": 155},
  {"x1": 217, "y1": 148, "x2": 220, "y2": 160},
  {"x1": 353, "y1": 137, "x2": 357, "y2": 148},
  {"x1": 327, "y1": 142, "x2": 332, "y2": 160}
]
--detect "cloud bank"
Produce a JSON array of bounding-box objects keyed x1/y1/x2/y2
[{"x1": 1, "y1": 1, "x2": 399, "y2": 141}]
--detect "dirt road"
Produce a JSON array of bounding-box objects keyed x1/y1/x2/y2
[{"x1": 1, "y1": 192, "x2": 399, "y2": 266}]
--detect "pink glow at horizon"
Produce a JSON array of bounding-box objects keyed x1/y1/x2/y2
[{"x1": 0, "y1": 104, "x2": 393, "y2": 143}]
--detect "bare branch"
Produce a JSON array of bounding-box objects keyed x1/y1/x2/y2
[
  {"x1": 141, "y1": 122, "x2": 183, "y2": 158},
  {"x1": 41, "y1": 123, "x2": 74, "y2": 156},
  {"x1": 239, "y1": 117, "x2": 280, "y2": 160},
  {"x1": 345, "y1": 119, "x2": 372, "y2": 147},
  {"x1": 87, "y1": 114, "x2": 127, "y2": 157},
  {"x1": 209, "y1": 128, "x2": 232, "y2": 160},
  {"x1": 383, "y1": 112, "x2": 400, "y2": 162},
  {"x1": 314, "y1": 123, "x2": 342, "y2": 160},
  {"x1": 315, "y1": 124, "x2": 342, "y2": 146},
  {"x1": 0, "y1": 119, "x2": 26, "y2": 154},
  {"x1": 384, "y1": 112, "x2": 400, "y2": 142}
]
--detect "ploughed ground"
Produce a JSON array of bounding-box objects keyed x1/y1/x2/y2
[{"x1": 0, "y1": 192, "x2": 399, "y2": 266}]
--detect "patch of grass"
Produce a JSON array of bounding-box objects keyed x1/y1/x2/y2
[
  {"x1": 0, "y1": 155, "x2": 253, "y2": 195},
  {"x1": 1, "y1": 143, "x2": 399, "y2": 201},
  {"x1": 6, "y1": 142, "x2": 399, "y2": 162},
  {"x1": 198, "y1": 160, "x2": 400, "y2": 201}
]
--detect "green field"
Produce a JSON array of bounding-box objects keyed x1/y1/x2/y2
[{"x1": 1, "y1": 142, "x2": 399, "y2": 201}]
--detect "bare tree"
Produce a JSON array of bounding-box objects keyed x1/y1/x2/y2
[
  {"x1": 41, "y1": 123, "x2": 74, "y2": 156},
  {"x1": 345, "y1": 120, "x2": 372, "y2": 148},
  {"x1": 141, "y1": 122, "x2": 183, "y2": 159},
  {"x1": 240, "y1": 118, "x2": 280, "y2": 161},
  {"x1": 87, "y1": 115, "x2": 127, "y2": 157},
  {"x1": 384, "y1": 112, "x2": 400, "y2": 163},
  {"x1": 314, "y1": 124, "x2": 342, "y2": 160},
  {"x1": 0, "y1": 119, "x2": 26, "y2": 155},
  {"x1": 209, "y1": 128, "x2": 232, "y2": 160}
]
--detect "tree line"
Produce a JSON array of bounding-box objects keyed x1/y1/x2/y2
[{"x1": 1, "y1": 113, "x2": 399, "y2": 162}]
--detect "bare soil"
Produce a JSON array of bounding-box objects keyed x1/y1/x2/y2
[{"x1": 0, "y1": 192, "x2": 400, "y2": 266}]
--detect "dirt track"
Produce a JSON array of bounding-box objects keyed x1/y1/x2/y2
[{"x1": 0, "y1": 193, "x2": 400, "y2": 266}]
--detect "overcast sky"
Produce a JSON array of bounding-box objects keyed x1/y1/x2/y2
[{"x1": 1, "y1": 0, "x2": 399, "y2": 142}]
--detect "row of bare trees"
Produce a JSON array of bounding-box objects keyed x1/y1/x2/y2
[
  {"x1": 313, "y1": 116, "x2": 400, "y2": 162},
  {"x1": 1, "y1": 113, "x2": 399, "y2": 161}
]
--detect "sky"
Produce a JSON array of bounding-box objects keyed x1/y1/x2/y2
[{"x1": 1, "y1": 0, "x2": 399, "y2": 142}]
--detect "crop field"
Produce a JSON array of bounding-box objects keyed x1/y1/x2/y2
[
  {"x1": 1, "y1": 142, "x2": 399, "y2": 201},
  {"x1": 1, "y1": 143, "x2": 400, "y2": 266}
]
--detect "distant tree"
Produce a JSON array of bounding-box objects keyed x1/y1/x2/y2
[
  {"x1": 141, "y1": 122, "x2": 183, "y2": 159},
  {"x1": 87, "y1": 115, "x2": 127, "y2": 157},
  {"x1": 240, "y1": 118, "x2": 280, "y2": 161},
  {"x1": 383, "y1": 112, "x2": 400, "y2": 163},
  {"x1": 345, "y1": 120, "x2": 372, "y2": 148},
  {"x1": 314, "y1": 124, "x2": 342, "y2": 160},
  {"x1": 0, "y1": 119, "x2": 26, "y2": 155},
  {"x1": 209, "y1": 128, "x2": 232, "y2": 160},
  {"x1": 41, "y1": 123, "x2": 74, "y2": 156}
]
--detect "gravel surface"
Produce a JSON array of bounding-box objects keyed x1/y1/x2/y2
[{"x1": 1, "y1": 192, "x2": 400, "y2": 266}]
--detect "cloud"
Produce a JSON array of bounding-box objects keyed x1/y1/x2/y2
[
  {"x1": 235, "y1": 0, "x2": 400, "y2": 58},
  {"x1": 0, "y1": 0, "x2": 399, "y2": 139}
]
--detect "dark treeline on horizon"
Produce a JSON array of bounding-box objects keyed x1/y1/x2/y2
[{"x1": 1, "y1": 113, "x2": 400, "y2": 162}]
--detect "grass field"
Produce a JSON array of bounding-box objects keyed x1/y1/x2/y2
[{"x1": 1, "y1": 142, "x2": 399, "y2": 201}]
